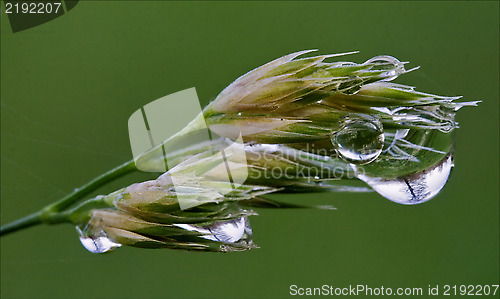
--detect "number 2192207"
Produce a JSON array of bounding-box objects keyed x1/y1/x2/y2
[{"x1": 5, "y1": 2, "x2": 62, "y2": 14}]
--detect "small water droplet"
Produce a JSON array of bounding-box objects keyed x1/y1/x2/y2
[
  {"x1": 76, "y1": 227, "x2": 121, "y2": 253},
  {"x1": 331, "y1": 115, "x2": 384, "y2": 164},
  {"x1": 246, "y1": 143, "x2": 280, "y2": 153},
  {"x1": 365, "y1": 55, "x2": 405, "y2": 81},
  {"x1": 175, "y1": 217, "x2": 249, "y2": 244},
  {"x1": 354, "y1": 154, "x2": 453, "y2": 205}
]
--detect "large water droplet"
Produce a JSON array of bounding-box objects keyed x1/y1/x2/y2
[
  {"x1": 331, "y1": 115, "x2": 384, "y2": 164},
  {"x1": 76, "y1": 227, "x2": 122, "y2": 253},
  {"x1": 354, "y1": 154, "x2": 453, "y2": 205}
]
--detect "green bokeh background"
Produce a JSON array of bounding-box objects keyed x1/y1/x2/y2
[{"x1": 1, "y1": 1, "x2": 498, "y2": 298}]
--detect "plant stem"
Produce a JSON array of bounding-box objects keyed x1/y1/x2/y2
[
  {"x1": 0, "y1": 212, "x2": 43, "y2": 236},
  {"x1": 0, "y1": 159, "x2": 137, "y2": 237},
  {"x1": 42, "y1": 159, "x2": 136, "y2": 213}
]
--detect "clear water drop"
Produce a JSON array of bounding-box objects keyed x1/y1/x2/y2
[
  {"x1": 354, "y1": 154, "x2": 453, "y2": 205},
  {"x1": 331, "y1": 115, "x2": 384, "y2": 164},
  {"x1": 203, "y1": 217, "x2": 247, "y2": 243},
  {"x1": 175, "y1": 217, "x2": 249, "y2": 244},
  {"x1": 365, "y1": 55, "x2": 405, "y2": 81},
  {"x1": 76, "y1": 227, "x2": 122, "y2": 253}
]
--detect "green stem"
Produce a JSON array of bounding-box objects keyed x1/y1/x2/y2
[
  {"x1": 0, "y1": 212, "x2": 43, "y2": 236},
  {"x1": 0, "y1": 159, "x2": 137, "y2": 237},
  {"x1": 42, "y1": 159, "x2": 136, "y2": 213}
]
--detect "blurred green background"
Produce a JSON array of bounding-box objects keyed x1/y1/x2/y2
[{"x1": 1, "y1": 1, "x2": 498, "y2": 298}]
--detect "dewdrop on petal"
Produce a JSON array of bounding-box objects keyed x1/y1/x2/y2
[{"x1": 331, "y1": 115, "x2": 384, "y2": 164}]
